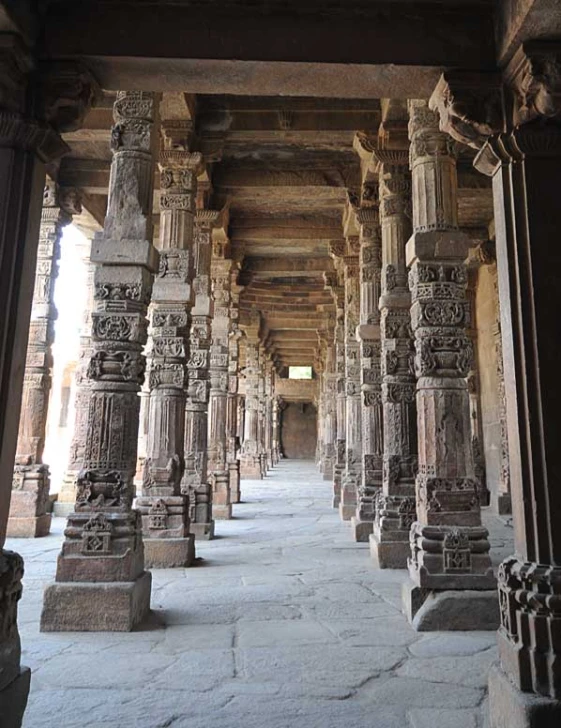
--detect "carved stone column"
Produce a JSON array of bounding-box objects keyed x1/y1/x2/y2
[
  {"x1": 352, "y1": 201, "x2": 383, "y2": 541},
  {"x1": 340, "y1": 237, "x2": 362, "y2": 521},
  {"x1": 57, "y1": 233, "x2": 96, "y2": 516},
  {"x1": 430, "y1": 50, "x2": 561, "y2": 726},
  {"x1": 181, "y1": 210, "x2": 216, "y2": 539},
  {"x1": 370, "y1": 151, "x2": 418, "y2": 568},
  {"x1": 401, "y1": 99, "x2": 495, "y2": 630},
  {"x1": 271, "y1": 395, "x2": 281, "y2": 467},
  {"x1": 240, "y1": 326, "x2": 263, "y2": 479},
  {"x1": 227, "y1": 288, "x2": 242, "y2": 502},
  {"x1": 263, "y1": 360, "x2": 274, "y2": 470},
  {"x1": 136, "y1": 123, "x2": 201, "y2": 567},
  {"x1": 320, "y1": 340, "x2": 337, "y2": 480},
  {"x1": 324, "y1": 266, "x2": 346, "y2": 506},
  {"x1": 8, "y1": 182, "x2": 79, "y2": 537},
  {"x1": 0, "y1": 35, "x2": 83, "y2": 724},
  {"x1": 41, "y1": 91, "x2": 159, "y2": 632},
  {"x1": 208, "y1": 248, "x2": 233, "y2": 519}
]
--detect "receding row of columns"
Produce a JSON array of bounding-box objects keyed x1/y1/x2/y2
[{"x1": 1, "y1": 38, "x2": 561, "y2": 728}]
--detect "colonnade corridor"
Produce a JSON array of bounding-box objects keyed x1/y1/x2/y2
[{"x1": 8, "y1": 460, "x2": 512, "y2": 728}]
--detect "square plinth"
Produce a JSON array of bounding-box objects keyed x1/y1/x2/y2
[
  {"x1": 488, "y1": 663, "x2": 561, "y2": 728},
  {"x1": 190, "y1": 521, "x2": 215, "y2": 540},
  {"x1": 214, "y1": 504, "x2": 233, "y2": 520},
  {"x1": 370, "y1": 534, "x2": 411, "y2": 569},
  {"x1": 0, "y1": 667, "x2": 30, "y2": 728},
  {"x1": 6, "y1": 514, "x2": 51, "y2": 538},
  {"x1": 143, "y1": 537, "x2": 195, "y2": 569},
  {"x1": 339, "y1": 503, "x2": 354, "y2": 521},
  {"x1": 351, "y1": 517, "x2": 373, "y2": 542},
  {"x1": 40, "y1": 571, "x2": 152, "y2": 632},
  {"x1": 402, "y1": 583, "x2": 500, "y2": 631}
]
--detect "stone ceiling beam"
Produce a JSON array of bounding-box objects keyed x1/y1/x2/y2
[{"x1": 41, "y1": 2, "x2": 495, "y2": 98}]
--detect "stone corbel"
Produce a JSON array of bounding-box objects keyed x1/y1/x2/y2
[
  {"x1": 505, "y1": 41, "x2": 561, "y2": 126},
  {"x1": 35, "y1": 61, "x2": 101, "y2": 134},
  {"x1": 429, "y1": 71, "x2": 503, "y2": 151}
]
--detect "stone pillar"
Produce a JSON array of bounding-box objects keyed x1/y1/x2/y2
[
  {"x1": 263, "y1": 360, "x2": 274, "y2": 470},
  {"x1": 41, "y1": 91, "x2": 159, "y2": 633},
  {"x1": 370, "y1": 151, "x2": 418, "y2": 568},
  {"x1": 430, "y1": 49, "x2": 561, "y2": 726},
  {"x1": 320, "y1": 340, "x2": 337, "y2": 480},
  {"x1": 57, "y1": 234, "x2": 96, "y2": 516},
  {"x1": 401, "y1": 99, "x2": 495, "y2": 631},
  {"x1": 227, "y1": 309, "x2": 242, "y2": 503},
  {"x1": 136, "y1": 123, "x2": 202, "y2": 567},
  {"x1": 8, "y1": 182, "x2": 79, "y2": 537},
  {"x1": 271, "y1": 395, "x2": 282, "y2": 467},
  {"x1": 352, "y1": 201, "x2": 384, "y2": 541},
  {"x1": 325, "y1": 265, "x2": 346, "y2": 508},
  {"x1": 181, "y1": 210, "x2": 216, "y2": 539},
  {"x1": 240, "y1": 328, "x2": 263, "y2": 479},
  {"x1": 466, "y1": 269, "x2": 490, "y2": 507},
  {"x1": 490, "y1": 265, "x2": 511, "y2": 516},
  {"x1": 208, "y1": 248, "x2": 233, "y2": 519},
  {"x1": 340, "y1": 237, "x2": 362, "y2": 521},
  {"x1": 0, "y1": 34, "x2": 83, "y2": 724}
]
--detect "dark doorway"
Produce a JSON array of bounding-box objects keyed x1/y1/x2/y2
[{"x1": 280, "y1": 401, "x2": 317, "y2": 459}]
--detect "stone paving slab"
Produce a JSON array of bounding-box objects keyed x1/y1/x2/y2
[{"x1": 6, "y1": 461, "x2": 513, "y2": 728}]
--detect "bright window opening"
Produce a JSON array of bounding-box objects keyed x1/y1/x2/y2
[{"x1": 288, "y1": 366, "x2": 313, "y2": 380}]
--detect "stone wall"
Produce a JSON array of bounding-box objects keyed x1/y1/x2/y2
[
  {"x1": 475, "y1": 264, "x2": 502, "y2": 509},
  {"x1": 274, "y1": 378, "x2": 318, "y2": 401},
  {"x1": 280, "y1": 402, "x2": 317, "y2": 460}
]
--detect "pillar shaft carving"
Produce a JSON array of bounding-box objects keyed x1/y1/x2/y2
[
  {"x1": 354, "y1": 205, "x2": 383, "y2": 536},
  {"x1": 371, "y1": 153, "x2": 418, "y2": 567},
  {"x1": 9, "y1": 182, "x2": 79, "y2": 537},
  {"x1": 181, "y1": 211, "x2": 216, "y2": 537},
  {"x1": 227, "y1": 282, "x2": 242, "y2": 502},
  {"x1": 136, "y1": 122, "x2": 201, "y2": 564},
  {"x1": 208, "y1": 253, "x2": 233, "y2": 519},
  {"x1": 59, "y1": 236, "x2": 96, "y2": 512},
  {"x1": 42, "y1": 92, "x2": 159, "y2": 632},
  {"x1": 325, "y1": 268, "x2": 346, "y2": 508},
  {"x1": 340, "y1": 241, "x2": 362, "y2": 520},
  {"x1": 406, "y1": 100, "x2": 493, "y2": 591},
  {"x1": 240, "y1": 333, "x2": 262, "y2": 479}
]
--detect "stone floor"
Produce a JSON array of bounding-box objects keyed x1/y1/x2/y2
[{"x1": 8, "y1": 461, "x2": 514, "y2": 728}]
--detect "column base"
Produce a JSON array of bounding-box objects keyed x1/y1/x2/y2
[
  {"x1": 53, "y1": 501, "x2": 75, "y2": 518},
  {"x1": 190, "y1": 521, "x2": 215, "y2": 540},
  {"x1": 496, "y1": 493, "x2": 512, "y2": 515},
  {"x1": 214, "y1": 504, "x2": 232, "y2": 520},
  {"x1": 401, "y1": 582, "x2": 500, "y2": 631},
  {"x1": 0, "y1": 667, "x2": 31, "y2": 728},
  {"x1": 339, "y1": 502, "x2": 355, "y2": 521},
  {"x1": 350, "y1": 517, "x2": 373, "y2": 542},
  {"x1": 240, "y1": 467, "x2": 262, "y2": 480},
  {"x1": 488, "y1": 663, "x2": 561, "y2": 728},
  {"x1": 40, "y1": 571, "x2": 152, "y2": 632},
  {"x1": 369, "y1": 533, "x2": 410, "y2": 569},
  {"x1": 6, "y1": 513, "x2": 51, "y2": 538},
  {"x1": 144, "y1": 536, "x2": 195, "y2": 568}
]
